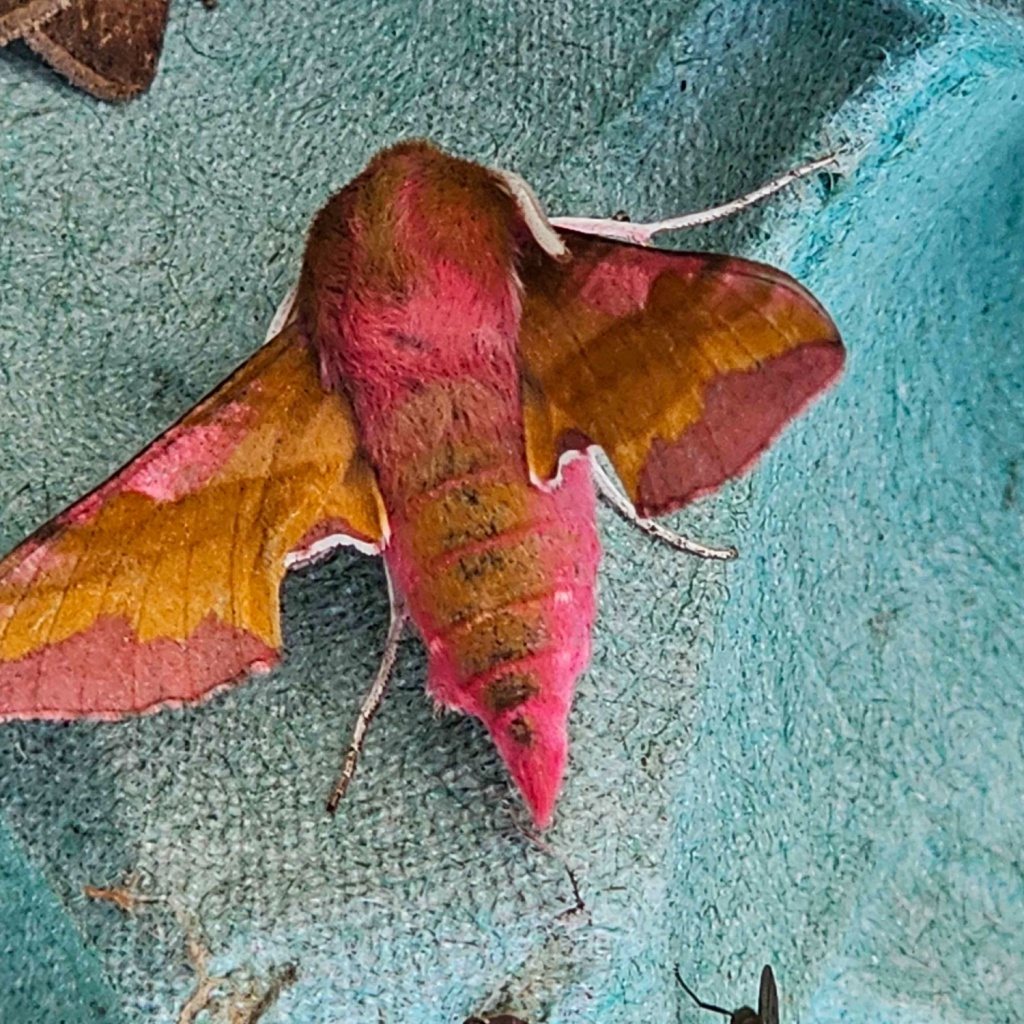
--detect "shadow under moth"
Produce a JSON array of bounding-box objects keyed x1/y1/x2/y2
[
  {"x1": 677, "y1": 964, "x2": 780, "y2": 1024},
  {"x1": 0, "y1": 0, "x2": 170, "y2": 100},
  {"x1": 0, "y1": 140, "x2": 844, "y2": 827}
]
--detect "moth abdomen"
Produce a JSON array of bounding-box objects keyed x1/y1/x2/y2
[
  {"x1": 383, "y1": 450, "x2": 600, "y2": 825},
  {"x1": 398, "y1": 461, "x2": 563, "y2": 664},
  {"x1": 442, "y1": 603, "x2": 551, "y2": 679}
]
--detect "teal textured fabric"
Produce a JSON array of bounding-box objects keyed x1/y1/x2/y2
[{"x1": 0, "y1": 1, "x2": 1021, "y2": 1021}]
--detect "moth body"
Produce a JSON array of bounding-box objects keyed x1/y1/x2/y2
[{"x1": 299, "y1": 143, "x2": 600, "y2": 824}]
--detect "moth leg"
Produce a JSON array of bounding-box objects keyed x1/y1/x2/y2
[
  {"x1": 591, "y1": 457, "x2": 737, "y2": 561},
  {"x1": 551, "y1": 152, "x2": 840, "y2": 246},
  {"x1": 326, "y1": 589, "x2": 409, "y2": 813}
]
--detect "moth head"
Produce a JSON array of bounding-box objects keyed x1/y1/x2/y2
[{"x1": 302, "y1": 143, "x2": 567, "y2": 295}]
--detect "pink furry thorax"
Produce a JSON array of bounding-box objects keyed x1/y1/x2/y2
[{"x1": 330, "y1": 259, "x2": 523, "y2": 460}]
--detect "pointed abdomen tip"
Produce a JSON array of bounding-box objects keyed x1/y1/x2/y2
[{"x1": 492, "y1": 712, "x2": 568, "y2": 829}]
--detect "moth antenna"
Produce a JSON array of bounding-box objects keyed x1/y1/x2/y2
[
  {"x1": 551, "y1": 151, "x2": 842, "y2": 246},
  {"x1": 590, "y1": 457, "x2": 737, "y2": 561},
  {"x1": 326, "y1": 585, "x2": 409, "y2": 813},
  {"x1": 265, "y1": 283, "x2": 299, "y2": 343},
  {"x1": 674, "y1": 966, "x2": 732, "y2": 1018},
  {"x1": 491, "y1": 168, "x2": 568, "y2": 259}
]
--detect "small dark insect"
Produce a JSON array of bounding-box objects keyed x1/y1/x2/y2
[
  {"x1": 675, "y1": 964, "x2": 780, "y2": 1024},
  {"x1": 463, "y1": 1016, "x2": 528, "y2": 1024},
  {"x1": 679, "y1": 78, "x2": 688, "y2": 92}
]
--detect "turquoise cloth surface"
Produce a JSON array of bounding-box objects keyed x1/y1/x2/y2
[{"x1": 1, "y1": 0, "x2": 1021, "y2": 1021}]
